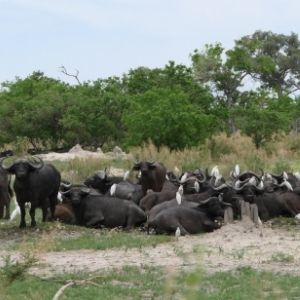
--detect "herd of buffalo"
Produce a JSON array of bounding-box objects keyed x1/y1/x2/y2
[{"x1": 0, "y1": 154, "x2": 300, "y2": 235}]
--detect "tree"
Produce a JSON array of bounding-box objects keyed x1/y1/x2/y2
[
  {"x1": 191, "y1": 44, "x2": 247, "y2": 133},
  {"x1": 60, "y1": 77, "x2": 127, "y2": 147},
  {"x1": 227, "y1": 31, "x2": 300, "y2": 97},
  {"x1": 234, "y1": 90, "x2": 294, "y2": 148},
  {"x1": 0, "y1": 72, "x2": 70, "y2": 148},
  {"x1": 123, "y1": 87, "x2": 216, "y2": 150}
]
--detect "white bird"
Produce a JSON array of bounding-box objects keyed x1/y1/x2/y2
[
  {"x1": 234, "y1": 164, "x2": 240, "y2": 177},
  {"x1": 123, "y1": 170, "x2": 130, "y2": 181},
  {"x1": 176, "y1": 191, "x2": 182, "y2": 205},
  {"x1": 175, "y1": 227, "x2": 181, "y2": 237},
  {"x1": 211, "y1": 165, "x2": 220, "y2": 178},
  {"x1": 174, "y1": 166, "x2": 181, "y2": 176},
  {"x1": 293, "y1": 172, "x2": 300, "y2": 181},
  {"x1": 180, "y1": 172, "x2": 188, "y2": 183},
  {"x1": 194, "y1": 181, "x2": 200, "y2": 193},
  {"x1": 110, "y1": 183, "x2": 117, "y2": 196},
  {"x1": 281, "y1": 180, "x2": 293, "y2": 191}
]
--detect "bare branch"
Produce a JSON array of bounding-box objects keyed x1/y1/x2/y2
[{"x1": 60, "y1": 66, "x2": 82, "y2": 85}]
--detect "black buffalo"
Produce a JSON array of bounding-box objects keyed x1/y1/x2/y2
[
  {"x1": 148, "y1": 196, "x2": 230, "y2": 235},
  {"x1": 62, "y1": 185, "x2": 146, "y2": 229},
  {"x1": 0, "y1": 168, "x2": 12, "y2": 219},
  {"x1": 84, "y1": 170, "x2": 124, "y2": 194},
  {"x1": 110, "y1": 181, "x2": 143, "y2": 204},
  {"x1": 1, "y1": 156, "x2": 61, "y2": 228},
  {"x1": 133, "y1": 161, "x2": 167, "y2": 195}
]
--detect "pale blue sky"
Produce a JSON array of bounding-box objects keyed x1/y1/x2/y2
[{"x1": 1, "y1": 0, "x2": 299, "y2": 84}]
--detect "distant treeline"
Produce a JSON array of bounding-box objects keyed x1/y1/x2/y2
[{"x1": 0, "y1": 30, "x2": 300, "y2": 151}]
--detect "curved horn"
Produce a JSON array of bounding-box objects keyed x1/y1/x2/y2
[
  {"x1": 60, "y1": 189, "x2": 71, "y2": 195},
  {"x1": 277, "y1": 180, "x2": 293, "y2": 191},
  {"x1": 234, "y1": 178, "x2": 249, "y2": 188},
  {"x1": 198, "y1": 197, "x2": 216, "y2": 205},
  {"x1": 270, "y1": 172, "x2": 284, "y2": 181},
  {"x1": 28, "y1": 156, "x2": 44, "y2": 169},
  {"x1": 60, "y1": 182, "x2": 72, "y2": 188},
  {"x1": 0, "y1": 156, "x2": 13, "y2": 171},
  {"x1": 232, "y1": 181, "x2": 251, "y2": 191},
  {"x1": 220, "y1": 201, "x2": 232, "y2": 207},
  {"x1": 212, "y1": 183, "x2": 229, "y2": 191},
  {"x1": 236, "y1": 171, "x2": 261, "y2": 181}
]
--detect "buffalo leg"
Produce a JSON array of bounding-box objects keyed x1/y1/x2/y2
[
  {"x1": 4, "y1": 202, "x2": 10, "y2": 219},
  {"x1": 85, "y1": 215, "x2": 104, "y2": 227},
  {"x1": 19, "y1": 203, "x2": 26, "y2": 228},
  {"x1": 29, "y1": 206, "x2": 37, "y2": 227},
  {"x1": 42, "y1": 206, "x2": 48, "y2": 222},
  {"x1": 0, "y1": 204, "x2": 4, "y2": 219},
  {"x1": 151, "y1": 216, "x2": 189, "y2": 235},
  {"x1": 48, "y1": 194, "x2": 58, "y2": 221},
  {"x1": 4, "y1": 192, "x2": 10, "y2": 219}
]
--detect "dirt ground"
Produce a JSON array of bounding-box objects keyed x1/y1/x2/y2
[{"x1": 1, "y1": 219, "x2": 300, "y2": 278}]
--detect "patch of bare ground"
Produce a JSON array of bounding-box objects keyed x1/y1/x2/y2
[{"x1": 1, "y1": 219, "x2": 300, "y2": 277}]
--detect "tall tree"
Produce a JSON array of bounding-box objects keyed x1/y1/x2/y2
[
  {"x1": 227, "y1": 31, "x2": 300, "y2": 97},
  {"x1": 123, "y1": 87, "x2": 216, "y2": 150},
  {"x1": 191, "y1": 44, "x2": 247, "y2": 133}
]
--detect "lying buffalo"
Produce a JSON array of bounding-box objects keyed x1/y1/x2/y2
[
  {"x1": 62, "y1": 185, "x2": 146, "y2": 229},
  {"x1": 84, "y1": 170, "x2": 125, "y2": 194},
  {"x1": 110, "y1": 181, "x2": 143, "y2": 204},
  {"x1": 148, "y1": 196, "x2": 230, "y2": 235}
]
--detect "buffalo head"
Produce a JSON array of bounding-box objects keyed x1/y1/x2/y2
[{"x1": 0, "y1": 156, "x2": 44, "y2": 180}]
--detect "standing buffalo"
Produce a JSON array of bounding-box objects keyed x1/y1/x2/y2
[
  {"x1": 0, "y1": 168, "x2": 12, "y2": 219},
  {"x1": 1, "y1": 156, "x2": 61, "y2": 228},
  {"x1": 133, "y1": 161, "x2": 167, "y2": 195}
]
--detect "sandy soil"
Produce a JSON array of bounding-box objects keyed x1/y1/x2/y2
[{"x1": 1, "y1": 219, "x2": 300, "y2": 278}]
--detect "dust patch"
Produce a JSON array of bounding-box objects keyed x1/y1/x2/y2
[{"x1": 0, "y1": 220, "x2": 299, "y2": 277}]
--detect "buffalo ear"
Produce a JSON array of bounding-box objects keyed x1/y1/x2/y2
[
  {"x1": 132, "y1": 163, "x2": 141, "y2": 171},
  {"x1": 4, "y1": 165, "x2": 16, "y2": 174},
  {"x1": 148, "y1": 162, "x2": 157, "y2": 169}
]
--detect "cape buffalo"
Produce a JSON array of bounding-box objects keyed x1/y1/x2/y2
[
  {"x1": 0, "y1": 168, "x2": 12, "y2": 219},
  {"x1": 133, "y1": 161, "x2": 167, "y2": 195},
  {"x1": 62, "y1": 185, "x2": 146, "y2": 229},
  {"x1": 1, "y1": 156, "x2": 61, "y2": 228}
]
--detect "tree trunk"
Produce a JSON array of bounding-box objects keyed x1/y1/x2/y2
[{"x1": 227, "y1": 118, "x2": 237, "y2": 134}]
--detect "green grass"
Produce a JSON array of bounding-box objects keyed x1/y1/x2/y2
[
  {"x1": 1, "y1": 266, "x2": 300, "y2": 300},
  {"x1": 51, "y1": 229, "x2": 173, "y2": 251},
  {"x1": 0, "y1": 266, "x2": 165, "y2": 300},
  {"x1": 0, "y1": 221, "x2": 172, "y2": 252},
  {"x1": 176, "y1": 267, "x2": 300, "y2": 300},
  {"x1": 270, "y1": 252, "x2": 294, "y2": 263}
]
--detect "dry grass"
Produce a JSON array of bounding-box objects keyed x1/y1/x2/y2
[{"x1": 129, "y1": 132, "x2": 300, "y2": 177}]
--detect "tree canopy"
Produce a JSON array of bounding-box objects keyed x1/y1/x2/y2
[{"x1": 0, "y1": 31, "x2": 299, "y2": 151}]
